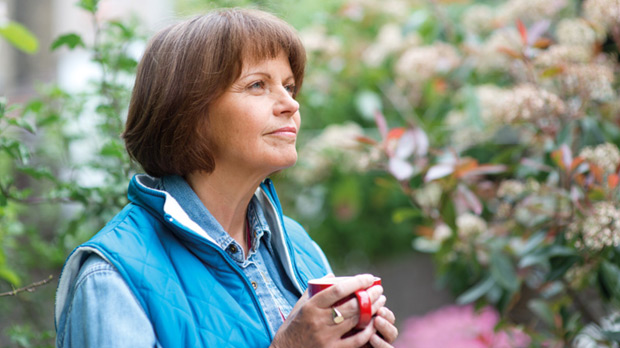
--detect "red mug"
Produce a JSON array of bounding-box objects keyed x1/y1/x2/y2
[{"x1": 307, "y1": 276, "x2": 382, "y2": 329}]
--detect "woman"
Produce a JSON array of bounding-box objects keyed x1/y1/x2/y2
[{"x1": 54, "y1": 8, "x2": 398, "y2": 348}]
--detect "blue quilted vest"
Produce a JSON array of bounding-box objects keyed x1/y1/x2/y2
[{"x1": 55, "y1": 175, "x2": 331, "y2": 347}]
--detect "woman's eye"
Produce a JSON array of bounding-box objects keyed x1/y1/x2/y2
[
  {"x1": 248, "y1": 81, "x2": 265, "y2": 90},
  {"x1": 285, "y1": 84, "x2": 296, "y2": 95}
]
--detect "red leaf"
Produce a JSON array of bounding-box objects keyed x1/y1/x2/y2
[
  {"x1": 533, "y1": 38, "x2": 552, "y2": 49},
  {"x1": 433, "y1": 78, "x2": 448, "y2": 93},
  {"x1": 551, "y1": 149, "x2": 565, "y2": 170},
  {"x1": 609, "y1": 174, "x2": 619, "y2": 189},
  {"x1": 459, "y1": 164, "x2": 507, "y2": 179},
  {"x1": 591, "y1": 165, "x2": 604, "y2": 183},
  {"x1": 570, "y1": 157, "x2": 585, "y2": 172},
  {"x1": 516, "y1": 19, "x2": 527, "y2": 46},
  {"x1": 497, "y1": 46, "x2": 522, "y2": 59},
  {"x1": 387, "y1": 127, "x2": 405, "y2": 140},
  {"x1": 454, "y1": 158, "x2": 479, "y2": 179},
  {"x1": 355, "y1": 135, "x2": 378, "y2": 145},
  {"x1": 416, "y1": 226, "x2": 434, "y2": 238}
]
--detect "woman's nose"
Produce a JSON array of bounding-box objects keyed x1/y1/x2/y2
[{"x1": 274, "y1": 88, "x2": 299, "y2": 117}]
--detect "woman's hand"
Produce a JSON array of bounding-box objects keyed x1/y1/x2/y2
[
  {"x1": 270, "y1": 274, "x2": 384, "y2": 348},
  {"x1": 369, "y1": 306, "x2": 398, "y2": 348}
]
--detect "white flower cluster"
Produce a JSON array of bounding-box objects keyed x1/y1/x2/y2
[
  {"x1": 395, "y1": 43, "x2": 461, "y2": 83},
  {"x1": 583, "y1": 0, "x2": 620, "y2": 31},
  {"x1": 568, "y1": 201, "x2": 620, "y2": 251},
  {"x1": 462, "y1": 0, "x2": 567, "y2": 37},
  {"x1": 294, "y1": 123, "x2": 367, "y2": 184},
  {"x1": 497, "y1": 180, "x2": 525, "y2": 198},
  {"x1": 562, "y1": 63, "x2": 616, "y2": 101},
  {"x1": 495, "y1": 202, "x2": 513, "y2": 219},
  {"x1": 476, "y1": 85, "x2": 510, "y2": 125},
  {"x1": 443, "y1": 110, "x2": 492, "y2": 150},
  {"x1": 342, "y1": 0, "x2": 412, "y2": 21},
  {"x1": 433, "y1": 224, "x2": 452, "y2": 243},
  {"x1": 299, "y1": 26, "x2": 342, "y2": 57},
  {"x1": 476, "y1": 84, "x2": 566, "y2": 125},
  {"x1": 556, "y1": 18, "x2": 603, "y2": 47},
  {"x1": 535, "y1": 45, "x2": 593, "y2": 67},
  {"x1": 508, "y1": 84, "x2": 566, "y2": 122},
  {"x1": 565, "y1": 263, "x2": 594, "y2": 289},
  {"x1": 414, "y1": 182, "x2": 442, "y2": 209},
  {"x1": 496, "y1": 0, "x2": 565, "y2": 25},
  {"x1": 363, "y1": 24, "x2": 421, "y2": 67},
  {"x1": 473, "y1": 28, "x2": 523, "y2": 73},
  {"x1": 462, "y1": 4, "x2": 496, "y2": 36},
  {"x1": 456, "y1": 213, "x2": 488, "y2": 239},
  {"x1": 579, "y1": 142, "x2": 620, "y2": 173}
]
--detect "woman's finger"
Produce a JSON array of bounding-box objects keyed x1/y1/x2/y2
[
  {"x1": 378, "y1": 307, "x2": 396, "y2": 325},
  {"x1": 373, "y1": 313, "x2": 398, "y2": 344},
  {"x1": 370, "y1": 332, "x2": 395, "y2": 348},
  {"x1": 341, "y1": 318, "x2": 376, "y2": 348},
  {"x1": 371, "y1": 295, "x2": 387, "y2": 316},
  {"x1": 311, "y1": 274, "x2": 377, "y2": 308}
]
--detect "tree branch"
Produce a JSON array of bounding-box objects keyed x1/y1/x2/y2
[{"x1": 0, "y1": 275, "x2": 54, "y2": 297}]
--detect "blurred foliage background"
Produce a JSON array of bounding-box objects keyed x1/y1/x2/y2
[{"x1": 1, "y1": 0, "x2": 620, "y2": 346}]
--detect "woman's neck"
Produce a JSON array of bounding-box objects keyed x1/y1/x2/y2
[{"x1": 185, "y1": 167, "x2": 264, "y2": 255}]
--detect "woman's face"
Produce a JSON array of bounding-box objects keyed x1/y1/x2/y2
[{"x1": 207, "y1": 51, "x2": 301, "y2": 178}]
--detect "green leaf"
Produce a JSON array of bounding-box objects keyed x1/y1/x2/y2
[
  {"x1": 0, "y1": 98, "x2": 5, "y2": 117},
  {"x1": 527, "y1": 299, "x2": 555, "y2": 327},
  {"x1": 516, "y1": 231, "x2": 546, "y2": 257},
  {"x1": 0, "y1": 139, "x2": 30, "y2": 164},
  {"x1": 440, "y1": 193, "x2": 456, "y2": 230},
  {"x1": 0, "y1": 267, "x2": 21, "y2": 287},
  {"x1": 600, "y1": 261, "x2": 620, "y2": 301},
  {"x1": 464, "y1": 85, "x2": 484, "y2": 131},
  {"x1": 7, "y1": 117, "x2": 36, "y2": 134},
  {"x1": 109, "y1": 21, "x2": 134, "y2": 39},
  {"x1": 100, "y1": 141, "x2": 124, "y2": 159},
  {"x1": 456, "y1": 276, "x2": 495, "y2": 304},
  {"x1": 78, "y1": 0, "x2": 100, "y2": 13},
  {"x1": 547, "y1": 255, "x2": 579, "y2": 281},
  {"x1": 17, "y1": 167, "x2": 56, "y2": 181},
  {"x1": 116, "y1": 55, "x2": 138, "y2": 72},
  {"x1": 50, "y1": 33, "x2": 85, "y2": 51},
  {"x1": 391, "y1": 207, "x2": 422, "y2": 223},
  {"x1": 519, "y1": 245, "x2": 577, "y2": 268},
  {"x1": 490, "y1": 251, "x2": 519, "y2": 292},
  {"x1": 0, "y1": 21, "x2": 39, "y2": 54}
]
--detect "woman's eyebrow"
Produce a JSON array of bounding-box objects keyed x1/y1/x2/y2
[
  {"x1": 239, "y1": 71, "x2": 295, "y2": 81},
  {"x1": 239, "y1": 72, "x2": 271, "y2": 80}
]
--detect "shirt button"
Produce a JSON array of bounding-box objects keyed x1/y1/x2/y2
[
  {"x1": 251, "y1": 281, "x2": 257, "y2": 289},
  {"x1": 229, "y1": 245, "x2": 237, "y2": 253}
]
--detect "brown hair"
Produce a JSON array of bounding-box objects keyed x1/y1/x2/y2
[{"x1": 122, "y1": 8, "x2": 306, "y2": 177}]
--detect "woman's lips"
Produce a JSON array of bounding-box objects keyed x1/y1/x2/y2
[{"x1": 266, "y1": 127, "x2": 297, "y2": 137}]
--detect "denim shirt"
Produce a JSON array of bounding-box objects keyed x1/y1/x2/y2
[
  {"x1": 57, "y1": 176, "x2": 303, "y2": 347},
  {"x1": 161, "y1": 175, "x2": 300, "y2": 334}
]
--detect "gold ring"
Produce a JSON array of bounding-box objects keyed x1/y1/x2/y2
[{"x1": 332, "y1": 307, "x2": 344, "y2": 324}]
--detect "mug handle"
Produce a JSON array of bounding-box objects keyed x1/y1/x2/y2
[{"x1": 354, "y1": 289, "x2": 372, "y2": 329}]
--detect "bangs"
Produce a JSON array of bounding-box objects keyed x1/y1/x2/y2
[{"x1": 223, "y1": 9, "x2": 306, "y2": 95}]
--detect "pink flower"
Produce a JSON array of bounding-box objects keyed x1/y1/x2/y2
[{"x1": 394, "y1": 305, "x2": 530, "y2": 348}]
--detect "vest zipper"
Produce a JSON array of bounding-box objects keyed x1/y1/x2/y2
[{"x1": 261, "y1": 180, "x2": 307, "y2": 293}]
